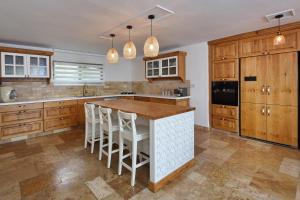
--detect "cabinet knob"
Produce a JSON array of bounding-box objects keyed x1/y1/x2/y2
[
  {"x1": 261, "y1": 85, "x2": 266, "y2": 94},
  {"x1": 267, "y1": 107, "x2": 270, "y2": 116},
  {"x1": 261, "y1": 107, "x2": 265, "y2": 115},
  {"x1": 266, "y1": 86, "x2": 271, "y2": 95}
]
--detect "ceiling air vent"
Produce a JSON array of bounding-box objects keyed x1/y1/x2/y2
[{"x1": 265, "y1": 9, "x2": 295, "y2": 22}]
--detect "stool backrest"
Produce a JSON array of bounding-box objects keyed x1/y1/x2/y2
[
  {"x1": 118, "y1": 110, "x2": 137, "y2": 137},
  {"x1": 98, "y1": 106, "x2": 113, "y2": 131},
  {"x1": 84, "y1": 103, "x2": 96, "y2": 123}
]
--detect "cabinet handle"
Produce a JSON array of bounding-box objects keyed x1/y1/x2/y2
[
  {"x1": 261, "y1": 85, "x2": 266, "y2": 94},
  {"x1": 261, "y1": 107, "x2": 265, "y2": 115},
  {"x1": 267, "y1": 107, "x2": 270, "y2": 116},
  {"x1": 267, "y1": 86, "x2": 271, "y2": 95}
]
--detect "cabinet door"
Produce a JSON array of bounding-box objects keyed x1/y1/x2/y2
[
  {"x1": 0, "y1": 121, "x2": 43, "y2": 137},
  {"x1": 213, "y1": 59, "x2": 238, "y2": 81},
  {"x1": 263, "y1": 31, "x2": 298, "y2": 54},
  {"x1": 266, "y1": 52, "x2": 298, "y2": 106},
  {"x1": 28, "y1": 55, "x2": 49, "y2": 78},
  {"x1": 212, "y1": 116, "x2": 238, "y2": 132},
  {"x1": 239, "y1": 37, "x2": 264, "y2": 57},
  {"x1": 0, "y1": 109, "x2": 43, "y2": 126},
  {"x1": 161, "y1": 56, "x2": 178, "y2": 77},
  {"x1": 266, "y1": 105, "x2": 297, "y2": 146},
  {"x1": 240, "y1": 56, "x2": 267, "y2": 104},
  {"x1": 1, "y1": 53, "x2": 26, "y2": 77},
  {"x1": 212, "y1": 104, "x2": 238, "y2": 119},
  {"x1": 146, "y1": 60, "x2": 160, "y2": 78},
  {"x1": 213, "y1": 41, "x2": 238, "y2": 60},
  {"x1": 241, "y1": 103, "x2": 267, "y2": 140}
]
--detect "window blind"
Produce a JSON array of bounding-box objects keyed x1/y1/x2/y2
[{"x1": 53, "y1": 61, "x2": 104, "y2": 85}]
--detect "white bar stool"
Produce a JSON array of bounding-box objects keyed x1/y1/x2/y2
[
  {"x1": 98, "y1": 106, "x2": 119, "y2": 168},
  {"x1": 117, "y1": 110, "x2": 150, "y2": 186},
  {"x1": 84, "y1": 103, "x2": 100, "y2": 153}
]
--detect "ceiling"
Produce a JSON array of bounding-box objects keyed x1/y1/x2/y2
[{"x1": 0, "y1": 0, "x2": 299, "y2": 55}]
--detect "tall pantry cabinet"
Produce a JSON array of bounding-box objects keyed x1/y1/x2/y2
[{"x1": 209, "y1": 22, "x2": 300, "y2": 147}]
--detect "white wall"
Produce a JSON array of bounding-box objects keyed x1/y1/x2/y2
[
  {"x1": 130, "y1": 43, "x2": 210, "y2": 127},
  {"x1": 53, "y1": 49, "x2": 134, "y2": 82}
]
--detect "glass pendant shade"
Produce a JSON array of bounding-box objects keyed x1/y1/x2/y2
[
  {"x1": 123, "y1": 41, "x2": 136, "y2": 59},
  {"x1": 144, "y1": 36, "x2": 159, "y2": 57},
  {"x1": 273, "y1": 32, "x2": 286, "y2": 46},
  {"x1": 106, "y1": 48, "x2": 119, "y2": 64}
]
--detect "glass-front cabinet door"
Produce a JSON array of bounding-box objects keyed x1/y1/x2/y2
[
  {"x1": 1, "y1": 53, "x2": 26, "y2": 77},
  {"x1": 28, "y1": 55, "x2": 49, "y2": 78},
  {"x1": 146, "y1": 60, "x2": 160, "y2": 78},
  {"x1": 160, "y1": 56, "x2": 178, "y2": 77}
]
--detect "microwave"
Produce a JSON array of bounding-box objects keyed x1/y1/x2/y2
[{"x1": 211, "y1": 81, "x2": 239, "y2": 106}]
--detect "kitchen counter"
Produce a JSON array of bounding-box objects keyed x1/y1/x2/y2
[{"x1": 0, "y1": 94, "x2": 190, "y2": 106}]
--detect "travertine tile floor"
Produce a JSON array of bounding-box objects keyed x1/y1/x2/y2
[{"x1": 1, "y1": 128, "x2": 300, "y2": 200}]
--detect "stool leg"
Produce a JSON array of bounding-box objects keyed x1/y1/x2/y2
[
  {"x1": 91, "y1": 123, "x2": 95, "y2": 154},
  {"x1": 99, "y1": 128, "x2": 104, "y2": 160},
  {"x1": 84, "y1": 122, "x2": 88, "y2": 149},
  {"x1": 131, "y1": 140, "x2": 137, "y2": 187},
  {"x1": 107, "y1": 130, "x2": 112, "y2": 168},
  {"x1": 118, "y1": 134, "x2": 124, "y2": 175}
]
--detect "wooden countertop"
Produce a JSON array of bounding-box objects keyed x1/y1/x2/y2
[{"x1": 91, "y1": 99, "x2": 195, "y2": 120}]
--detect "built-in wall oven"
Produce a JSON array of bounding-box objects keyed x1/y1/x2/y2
[{"x1": 211, "y1": 81, "x2": 239, "y2": 106}]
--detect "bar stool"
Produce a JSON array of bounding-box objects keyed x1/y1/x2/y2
[
  {"x1": 84, "y1": 103, "x2": 100, "y2": 153},
  {"x1": 117, "y1": 110, "x2": 150, "y2": 186},
  {"x1": 98, "y1": 106, "x2": 119, "y2": 168}
]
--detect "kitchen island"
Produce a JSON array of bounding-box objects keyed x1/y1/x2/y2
[{"x1": 92, "y1": 99, "x2": 195, "y2": 192}]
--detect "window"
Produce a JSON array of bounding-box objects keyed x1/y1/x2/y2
[{"x1": 53, "y1": 61, "x2": 104, "y2": 85}]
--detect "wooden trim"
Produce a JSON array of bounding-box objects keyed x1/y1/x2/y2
[
  {"x1": 148, "y1": 159, "x2": 195, "y2": 192},
  {"x1": 194, "y1": 125, "x2": 211, "y2": 132},
  {"x1": 208, "y1": 21, "x2": 300, "y2": 45},
  {"x1": 143, "y1": 51, "x2": 187, "y2": 61},
  {"x1": 0, "y1": 46, "x2": 54, "y2": 56}
]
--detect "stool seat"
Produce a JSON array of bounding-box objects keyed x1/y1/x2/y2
[{"x1": 122, "y1": 125, "x2": 149, "y2": 141}]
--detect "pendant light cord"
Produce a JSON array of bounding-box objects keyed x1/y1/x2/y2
[
  {"x1": 278, "y1": 18, "x2": 281, "y2": 33},
  {"x1": 129, "y1": 28, "x2": 131, "y2": 41},
  {"x1": 111, "y1": 37, "x2": 114, "y2": 48},
  {"x1": 151, "y1": 18, "x2": 153, "y2": 36}
]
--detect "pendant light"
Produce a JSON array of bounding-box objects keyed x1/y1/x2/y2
[
  {"x1": 273, "y1": 14, "x2": 286, "y2": 46},
  {"x1": 123, "y1": 25, "x2": 137, "y2": 59},
  {"x1": 144, "y1": 15, "x2": 159, "y2": 57},
  {"x1": 106, "y1": 34, "x2": 119, "y2": 64}
]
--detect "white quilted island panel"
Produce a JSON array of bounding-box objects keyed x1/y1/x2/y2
[{"x1": 150, "y1": 111, "x2": 194, "y2": 183}]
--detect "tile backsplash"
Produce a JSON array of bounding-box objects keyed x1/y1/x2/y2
[{"x1": 1, "y1": 80, "x2": 190, "y2": 101}]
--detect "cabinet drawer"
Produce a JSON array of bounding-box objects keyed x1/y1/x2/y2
[
  {"x1": 212, "y1": 105, "x2": 238, "y2": 119},
  {"x1": 0, "y1": 121, "x2": 43, "y2": 137},
  {"x1": 44, "y1": 105, "x2": 77, "y2": 119},
  {"x1": 134, "y1": 96, "x2": 151, "y2": 102},
  {"x1": 212, "y1": 116, "x2": 238, "y2": 132},
  {"x1": 0, "y1": 103, "x2": 43, "y2": 113},
  {"x1": 44, "y1": 100, "x2": 77, "y2": 108},
  {"x1": 0, "y1": 109, "x2": 43, "y2": 126},
  {"x1": 44, "y1": 116, "x2": 78, "y2": 131}
]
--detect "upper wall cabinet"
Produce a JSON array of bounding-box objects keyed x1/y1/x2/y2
[
  {"x1": 0, "y1": 46, "x2": 53, "y2": 79},
  {"x1": 213, "y1": 41, "x2": 238, "y2": 61},
  {"x1": 143, "y1": 51, "x2": 187, "y2": 81},
  {"x1": 239, "y1": 30, "x2": 299, "y2": 57}
]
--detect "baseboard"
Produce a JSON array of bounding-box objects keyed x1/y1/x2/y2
[
  {"x1": 148, "y1": 159, "x2": 195, "y2": 193},
  {"x1": 194, "y1": 124, "x2": 211, "y2": 132}
]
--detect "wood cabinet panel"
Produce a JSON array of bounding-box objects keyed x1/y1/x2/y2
[
  {"x1": 266, "y1": 105, "x2": 297, "y2": 146},
  {"x1": 0, "y1": 109, "x2": 43, "y2": 126},
  {"x1": 266, "y1": 52, "x2": 298, "y2": 106},
  {"x1": 213, "y1": 41, "x2": 238, "y2": 60},
  {"x1": 0, "y1": 121, "x2": 43, "y2": 137},
  {"x1": 212, "y1": 104, "x2": 238, "y2": 119},
  {"x1": 44, "y1": 116, "x2": 78, "y2": 131},
  {"x1": 44, "y1": 100, "x2": 77, "y2": 108},
  {"x1": 264, "y1": 30, "x2": 298, "y2": 54},
  {"x1": 240, "y1": 103, "x2": 267, "y2": 140},
  {"x1": 239, "y1": 37, "x2": 264, "y2": 57},
  {"x1": 175, "y1": 99, "x2": 190, "y2": 107},
  {"x1": 149, "y1": 98, "x2": 176, "y2": 105},
  {"x1": 134, "y1": 96, "x2": 151, "y2": 102},
  {"x1": 77, "y1": 98, "x2": 103, "y2": 125},
  {"x1": 120, "y1": 96, "x2": 135, "y2": 100},
  {"x1": 0, "y1": 103, "x2": 43, "y2": 113},
  {"x1": 212, "y1": 59, "x2": 238, "y2": 81},
  {"x1": 44, "y1": 105, "x2": 77, "y2": 119},
  {"x1": 240, "y1": 56, "x2": 267, "y2": 104},
  {"x1": 212, "y1": 116, "x2": 238, "y2": 132}
]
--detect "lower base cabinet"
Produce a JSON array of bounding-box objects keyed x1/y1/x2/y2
[
  {"x1": 212, "y1": 116, "x2": 238, "y2": 132},
  {"x1": 212, "y1": 104, "x2": 239, "y2": 132},
  {"x1": 0, "y1": 121, "x2": 43, "y2": 138},
  {"x1": 241, "y1": 103, "x2": 298, "y2": 147},
  {"x1": 44, "y1": 116, "x2": 78, "y2": 131}
]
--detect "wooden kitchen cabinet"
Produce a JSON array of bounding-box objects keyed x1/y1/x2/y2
[
  {"x1": 134, "y1": 96, "x2": 151, "y2": 102},
  {"x1": 241, "y1": 103, "x2": 267, "y2": 140},
  {"x1": 212, "y1": 59, "x2": 239, "y2": 81},
  {"x1": 44, "y1": 116, "x2": 78, "y2": 131},
  {"x1": 212, "y1": 116, "x2": 238, "y2": 132},
  {"x1": 239, "y1": 37, "x2": 264, "y2": 57},
  {"x1": 240, "y1": 56, "x2": 267, "y2": 104},
  {"x1": 213, "y1": 41, "x2": 238, "y2": 60},
  {"x1": 0, "y1": 109, "x2": 43, "y2": 126},
  {"x1": 266, "y1": 52, "x2": 298, "y2": 106},
  {"x1": 77, "y1": 98, "x2": 103, "y2": 125},
  {"x1": 134, "y1": 96, "x2": 190, "y2": 107},
  {"x1": 44, "y1": 100, "x2": 77, "y2": 108},
  {"x1": 266, "y1": 105, "x2": 297, "y2": 146},
  {"x1": 0, "y1": 102, "x2": 43, "y2": 112},
  {"x1": 44, "y1": 105, "x2": 77, "y2": 119},
  {"x1": 0, "y1": 121, "x2": 43, "y2": 138},
  {"x1": 212, "y1": 104, "x2": 238, "y2": 119}
]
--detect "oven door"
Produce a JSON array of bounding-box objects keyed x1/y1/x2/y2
[{"x1": 212, "y1": 81, "x2": 238, "y2": 106}]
